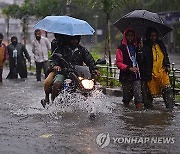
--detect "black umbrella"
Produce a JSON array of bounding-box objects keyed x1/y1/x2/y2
[{"x1": 114, "y1": 10, "x2": 173, "y2": 37}]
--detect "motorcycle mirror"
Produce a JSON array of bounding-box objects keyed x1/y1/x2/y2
[{"x1": 95, "y1": 58, "x2": 106, "y2": 65}]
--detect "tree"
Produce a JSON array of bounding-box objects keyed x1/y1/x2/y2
[
  {"x1": 73, "y1": 0, "x2": 141, "y2": 65},
  {"x1": 143, "y1": 0, "x2": 180, "y2": 12},
  {"x1": 18, "y1": 0, "x2": 35, "y2": 45},
  {"x1": 74, "y1": 0, "x2": 120, "y2": 66},
  {"x1": 2, "y1": 0, "x2": 35, "y2": 45},
  {"x1": 2, "y1": 4, "x2": 20, "y2": 44},
  {"x1": 33, "y1": 0, "x2": 63, "y2": 18}
]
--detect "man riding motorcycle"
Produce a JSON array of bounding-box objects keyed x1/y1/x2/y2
[{"x1": 41, "y1": 34, "x2": 100, "y2": 108}]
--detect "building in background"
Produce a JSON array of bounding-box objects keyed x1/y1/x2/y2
[
  {"x1": 0, "y1": 0, "x2": 41, "y2": 45},
  {"x1": 159, "y1": 11, "x2": 180, "y2": 52}
]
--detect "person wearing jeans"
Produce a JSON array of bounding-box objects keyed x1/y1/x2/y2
[
  {"x1": 35, "y1": 61, "x2": 49, "y2": 81},
  {"x1": 32, "y1": 29, "x2": 51, "y2": 81}
]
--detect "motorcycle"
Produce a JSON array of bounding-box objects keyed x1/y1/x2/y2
[
  {"x1": 44, "y1": 53, "x2": 106, "y2": 119},
  {"x1": 52, "y1": 53, "x2": 106, "y2": 95}
]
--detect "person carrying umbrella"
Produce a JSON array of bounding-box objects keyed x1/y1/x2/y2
[
  {"x1": 137, "y1": 27, "x2": 174, "y2": 110},
  {"x1": 41, "y1": 33, "x2": 64, "y2": 106},
  {"x1": 116, "y1": 29, "x2": 143, "y2": 110},
  {"x1": 34, "y1": 16, "x2": 100, "y2": 107},
  {"x1": 41, "y1": 34, "x2": 100, "y2": 107}
]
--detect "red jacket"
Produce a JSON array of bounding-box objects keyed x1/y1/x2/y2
[{"x1": 116, "y1": 29, "x2": 140, "y2": 81}]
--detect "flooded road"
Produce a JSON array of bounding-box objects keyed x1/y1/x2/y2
[{"x1": 0, "y1": 70, "x2": 179, "y2": 154}]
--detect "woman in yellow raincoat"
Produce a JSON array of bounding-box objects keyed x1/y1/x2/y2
[{"x1": 137, "y1": 27, "x2": 174, "y2": 110}]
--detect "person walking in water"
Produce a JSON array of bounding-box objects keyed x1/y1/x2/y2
[
  {"x1": 32, "y1": 29, "x2": 51, "y2": 81},
  {"x1": 137, "y1": 27, "x2": 174, "y2": 110},
  {"x1": 6, "y1": 36, "x2": 31, "y2": 79},
  {"x1": 116, "y1": 29, "x2": 143, "y2": 110}
]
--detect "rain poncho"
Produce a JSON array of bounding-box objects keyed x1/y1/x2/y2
[
  {"x1": 148, "y1": 43, "x2": 170, "y2": 95},
  {"x1": 137, "y1": 39, "x2": 170, "y2": 82}
]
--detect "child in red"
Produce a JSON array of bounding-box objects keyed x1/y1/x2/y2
[{"x1": 116, "y1": 29, "x2": 142, "y2": 110}]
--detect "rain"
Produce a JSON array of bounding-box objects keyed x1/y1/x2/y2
[
  {"x1": 0, "y1": 69, "x2": 180, "y2": 153},
  {"x1": 0, "y1": 0, "x2": 180, "y2": 154}
]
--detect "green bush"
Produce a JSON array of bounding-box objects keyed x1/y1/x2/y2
[
  {"x1": 90, "y1": 50, "x2": 121, "y2": 87},
  {"x1": 90, "y1": 50, "x2": 101, "y2": 61},
  {"x1": 175, "y1": 95, "x2": 180, "y2": 102}
]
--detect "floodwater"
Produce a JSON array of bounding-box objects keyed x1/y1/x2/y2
[{"x1": 0, "y1": 71, "x2": 179, "y2": 154}]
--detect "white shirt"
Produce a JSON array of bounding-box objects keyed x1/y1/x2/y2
[{"x1": 32, "y1": 36, "x2": 51, "y2": 62}]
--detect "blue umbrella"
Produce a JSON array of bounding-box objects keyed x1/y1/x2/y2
[{"x1": 34, "y1": 16, "x2": 95, "y2": 36}]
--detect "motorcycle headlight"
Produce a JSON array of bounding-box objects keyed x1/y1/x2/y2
[
  {"x1": 78, "y1": 77, "x2": 83, "y2": 80},
  {"x1": 81, "y1": 79, "x2": 94, "y2": 90}
]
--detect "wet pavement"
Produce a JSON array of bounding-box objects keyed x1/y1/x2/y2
[{"x1": 0, "y1": 68, "x2": 179, "y2": 154}]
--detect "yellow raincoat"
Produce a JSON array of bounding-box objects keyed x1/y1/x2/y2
[{"x1": 148, "y1": 44, "x2": 170, "y2": 95}]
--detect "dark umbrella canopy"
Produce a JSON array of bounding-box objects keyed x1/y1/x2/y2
[{"x1": 114, "y1": 10, "x2": 173, "y2": 37}]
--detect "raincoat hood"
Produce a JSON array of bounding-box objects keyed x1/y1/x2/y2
[{"x1": 122, "y1": 29, "x2": 137, "y2": 47}]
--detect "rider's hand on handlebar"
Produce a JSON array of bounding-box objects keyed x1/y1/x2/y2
[{"x1": 53, "y1": 66, "x2": 61, "y2": 72}]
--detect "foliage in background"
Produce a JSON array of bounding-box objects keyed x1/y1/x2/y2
[
  {"x1": 90, "y1": 50, "x2": 101, "y2": 61},
  {"x1": 90, "y1": 50, "x2": 120, "y2": 87},
  {"x1": 33, "y1": 0, "x2": 63, "y2": 18},
  {"x1": 143, "y1": 0, "x2": 180, "y2": 12},
  {"x1": 2, "y1": 0, "x2": 180, "y2": 44},
  {"x1": 2, "y1": 0, "x2": 180, "y2": 83},
  {"x1": 175, "y1": 95, "x2": 180, "y2": 102},
  {"x1": 2, "y1": 0, "x2": 35, "y2": 45}
]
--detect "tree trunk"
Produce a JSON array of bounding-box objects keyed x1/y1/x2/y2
[
  {"x1": 106, "y1": 14, "x2": 112, "y2": 67},
  {"x1": 6, "y1": 17, "x2": 10, "y2": 44},
  {"x1": 105, "y1": 14, "x2": 113, "y2": 87},
  {"x1": 22, "y1": 17, "x2": 29, "y2": 46}
]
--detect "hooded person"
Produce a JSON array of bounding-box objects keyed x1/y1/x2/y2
[
  {"x1": 116, "y1": 29, "x2": 143, "y2": 110},
  {"x1": 137, "y1": 27, "x2": 174, "y2": 110},
  {"x1": 6, "y1": 36, "x2": 31, "y2": 79}
]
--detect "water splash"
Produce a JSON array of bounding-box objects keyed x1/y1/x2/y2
[
  {"x1": 12, "y1": 89, "x2": 117, "y2": 117},
  {"x1": 51, "y1": 89, "x2": 116, "y2": 114}
]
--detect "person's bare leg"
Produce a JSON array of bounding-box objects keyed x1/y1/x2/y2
[
  {"x1": 41, "y1": 72, "x2": 55, "y2": 108},
  {"x1": 44, "y1": 72, "x2": 55, "y2": 102},
  {"x1": 51, "y1": 81, "x2": 62, "y2": 101}
]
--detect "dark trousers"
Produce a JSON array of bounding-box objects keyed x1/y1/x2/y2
[
  {"x1": 141, "y1": 81, "x2": 174, "y2": 109},
  {"x1": 35, "y1": 61, "x2": 48, "y2": 81},
  {"x1": 0, "y1": 67, "x2": 3, "y2": 82},
  {"x1": 141, "y1": 81, "x2": 153, "y2": 108},
  {"x1": 122, "y1": 80, "x2": 142, "y2": 104}
]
